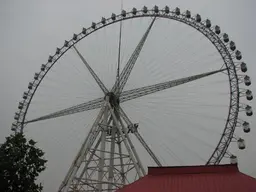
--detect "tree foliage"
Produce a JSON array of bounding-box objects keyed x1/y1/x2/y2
[{"x1": 0, "y1": 133, "x2": 47, "y2": 192}]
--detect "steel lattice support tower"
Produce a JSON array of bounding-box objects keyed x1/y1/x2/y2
[{"x1": 58, "y1": 95, "x2": 146, "y2": 192}]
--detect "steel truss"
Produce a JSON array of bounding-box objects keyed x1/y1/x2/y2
[{"x1": 58, "y1": 99, "x2": 146, "y2": 192}]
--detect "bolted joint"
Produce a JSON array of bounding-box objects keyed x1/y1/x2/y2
[{"x1": 105, "y1": 92, "x2": 120, "y2": 107}]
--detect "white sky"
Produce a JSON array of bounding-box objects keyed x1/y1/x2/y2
[{"x1": 1, "y1": 0, "x2": 256, "y2": 191}]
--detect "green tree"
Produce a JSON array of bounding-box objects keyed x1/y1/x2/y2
[{"x1": 0, "y1": 133, "x2": 47, "y2": 192}]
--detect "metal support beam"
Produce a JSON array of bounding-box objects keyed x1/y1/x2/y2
[
  {"x1": 120, "y1": 68, "x2": 227, "y2": 102},
  {"x1": 112, "y1": 17, "x2": 156, "y2": 94},
  {"x1": 108, "y1": 103, "x2": 145, "y2": 177},
  {"x1": 73, "y1": 45, "x2": 108, "y2": 94},
  {"x1": 118, "y1": 116, "x2": 146, "y2": 176},
  {"x1": 60, "y1": 105, "x2": 106, "y2": 192},
  {"x1": 107, "y1": 122, "x2": 116, "y2": 191},
  {"x1": 97, "y1": 104, "x2": 108, "y2": 191},
  {"x1": 26, "y1": 97, "x2": 103, "y2": 124},
  {"x1": 75, "y1": 137, "x2": 102, "y2": 189},
  {"x1": 119, "y1": 107, "x2": 162, "y2": 166}
]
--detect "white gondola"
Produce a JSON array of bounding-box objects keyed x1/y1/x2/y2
[
  {"x1": 237, "y1": 138, "x2": 245, "y2": 150},
  {"x1": 121, "y1": 10, "x2": 126, "y2": 17},
  {"x1": 242, "y1": 121, "x2": 250, "y2": 133},
  {"x1": 14, "y1": 112, "x2": 19, "y2": 120},
  {"x1": 246, "y1": 90, "x2": 253, "y2": 100},
  {"x1": 23, "y1": 92, "x2": 28, "y2": 99},
  {"x1": 143, "y1": 6, "x2": 148, "y2": 13},
  {"x1": 64, "y1": 40, "x2": 69, "y2": 47},
  {"x1": 48, "y1": 55, "x2": 53, "y2": 62},
  {"x1": 56, "y1": 47, "x2": 61, "y2": 54},
  {"x1": 195, "y1": 14, "x2": 201, "y2": 22},
  {"x1": 175, "y1": 7, "x2": 180, "y2": 15},
  {"x1": 111, "y1": 13, "x2": 116, "y2": 20},
  {"x1": 215, "y1": 25, "x2": 221, "y2": 34},
  {"x1": 240, "y1": 62, "x2": 247, "y2": 72},
  {"x1": 82, "y1": 27, "x2": 86, "y2": 34},
  {"x1": 185, "y1": 10, "x2": 191, "y2": 18},
  {"x1": 244, "y1": 75, "x2": 251, "y2": 86},
  {"x1": 18, "y1": 102, "x2": 23, "y2": 109},
  {"x1": 41, "y1": 64, "x2": 46, "y2": 71},
  {"x1": 245, "y1": 105, "x2": 253, "y2": 116},
  {"x1": 73, "y1": 34, "x2": 77, "y2": 40},
  {"x1": 101, "y1": 17, "x2": 106, "y2": 24},
  {"x1": 154, "y1": 5, "x2": 159, "y2": 13},
  {"x1": 91, "y1": 22, "x2": 96, "y2": 29},
  {"x1": 34, "y1": 73, "x2": 39, "y2": 80},
  {"x1": 230, "y1": 155, "x2": 237, "y2": 164},
  {"x1": 235, "y1": 50, "x2": 242, "y2": 60},
  {"x1": 28, "y1": 82, "x2": 33, "y2": 90},
  {"x1": 164, "y1": 6, "x2": 170, "y2": 14},
  {"x1": 230, "y1": 41, "x2": 236, "y2": 51},
  {"x1": 205, "y1": 19, "x2": 211, "y2": 28},
  {"x1": 132, "y1": 8, "x2": 137, "y2": 15},
  {"x1": 223, "y1": 33, "x2": 229, "y2": 43}
]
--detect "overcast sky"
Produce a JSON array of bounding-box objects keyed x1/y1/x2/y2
[{"x1": 1, "y1": 0, "x2": 256, "y2": 191}]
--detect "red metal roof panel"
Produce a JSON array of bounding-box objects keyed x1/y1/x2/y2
[{"x1": 116, "y1": 164, "x2": 256, "y2": 192}]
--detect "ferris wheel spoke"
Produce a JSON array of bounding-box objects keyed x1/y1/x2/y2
[
  {"x1": 73, "y1": 45, "x2": 109, "y2": 94},
  {"x1": 25, "y1": 97, "x2": 104, "y2": 124},
  {"x1": 115, "y1": 8, "x2": 123, "y2": 96},
  {"x1": 120, "y1": 68, "x2": 227, "y2": 102},
  {"x1": 112, "y1": 17, "x2": 156, "y2": 94}
]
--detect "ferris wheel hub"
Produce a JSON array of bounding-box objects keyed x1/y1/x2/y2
[{"x1": 105, "y1": 92, "x2": 120, "y2": 107}]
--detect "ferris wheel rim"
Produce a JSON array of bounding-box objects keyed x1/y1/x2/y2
[{"x1": 13, "y1": 6, "x2": 243, "y2": 165}]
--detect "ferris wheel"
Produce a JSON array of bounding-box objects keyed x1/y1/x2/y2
[{"x1": 11, "y1": 5, "x2": 253, "y2": 192}]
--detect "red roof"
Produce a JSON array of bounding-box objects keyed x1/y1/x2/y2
[{"x1": 116, "y1": 164, "x2": 256, "y2": 192}]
